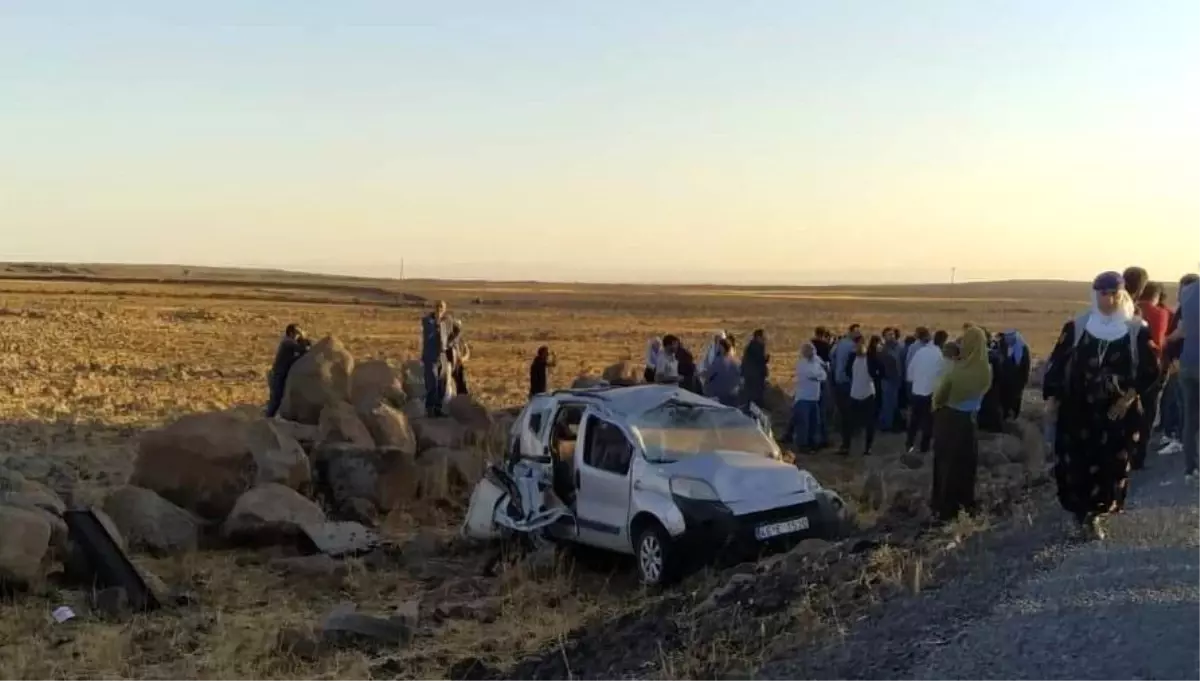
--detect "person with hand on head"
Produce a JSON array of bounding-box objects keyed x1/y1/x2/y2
[
  {"x1": 840, "y1": 333, "x2": 883, "y2": 457},
  {"x1": 1043, "y1": 271, "x2": 1160, "y2": 539},
  {"x1": 529, "y1": 345, "x2": 556, "y2": 398},
  {"x1": 266, "y1": 323, "x2": 307, "y2": 418}
]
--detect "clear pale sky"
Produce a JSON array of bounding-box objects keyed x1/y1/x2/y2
[{"x1": 2, "y1": 1, "x2": 1198, "y2": 285}]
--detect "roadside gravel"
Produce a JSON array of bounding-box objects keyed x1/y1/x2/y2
[{"x1": 761, "y1": 462, "x2": 1199, "y2": 680}]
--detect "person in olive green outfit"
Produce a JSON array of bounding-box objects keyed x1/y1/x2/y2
[{"x1": 929, "y1": 326, "x2": 992, "y2": 522}]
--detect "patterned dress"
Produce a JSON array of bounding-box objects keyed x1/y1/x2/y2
[{"x1": 1043, "y1": 321, "x2": 1158, "y2": 519}]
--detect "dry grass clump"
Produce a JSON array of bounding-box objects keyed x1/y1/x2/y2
[{"x1": 0, "y1": 270, "x2": 1074, "y2": 679}]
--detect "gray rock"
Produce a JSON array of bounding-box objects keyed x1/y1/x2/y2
[
  {"x1": 102, "y1": 486, "x2": 200, "y2": 556},
  {"x1": 222, "y1": 484, "x2": 326, "y2": 545},
  {"x1": 0, "y1": 505, "x2": 53, "y2": 587},
  {"x1": 0, "y1": 467, "x2": 66, "y2": 516},
  {"x1": 298, "y1": 521, "x2": 379, "y2": 557},
  {"x1": 319, "y1": 601, "x2": 413, "y2": 649}
]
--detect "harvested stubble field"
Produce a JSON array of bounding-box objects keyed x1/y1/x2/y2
[{"x1": 0, "y1": 265, "x2": 1085, "y2": 679}]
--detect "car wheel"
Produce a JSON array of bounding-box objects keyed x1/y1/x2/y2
[{"x1": 635, "y1": 522, "x2": 678, "y2": 587}]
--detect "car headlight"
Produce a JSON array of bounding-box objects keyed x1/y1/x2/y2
[
  {"x1": 669, "y1": 477, "x2": 720, "y2": 501},
  {"x1": 797, "y1": 470, "x2": 821, "y2": 491}
]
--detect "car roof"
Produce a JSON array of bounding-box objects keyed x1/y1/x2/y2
[{"x1": 548, "y1": 384, "x2": 725, "y2": 419}]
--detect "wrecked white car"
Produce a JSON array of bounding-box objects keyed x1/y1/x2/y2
[{"x1": 464, "y1": 385, "x2": 853, "y2": 586}]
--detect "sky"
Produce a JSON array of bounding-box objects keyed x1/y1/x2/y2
[{"x1": 2, "y1": 1, "x2": 1198, "y2": 285}]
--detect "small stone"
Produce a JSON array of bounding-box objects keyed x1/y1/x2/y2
[
  {"x1": 277, "y1": 627, "x2": 323, "y2": 660},
  {"x1": 319, "y1": 601, "x2": 413, "y2": 649},
  {"x1": 269, "y1": 554, "x2": 348, "y2": 578}
]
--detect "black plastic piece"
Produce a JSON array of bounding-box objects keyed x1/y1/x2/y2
[{"x1": 64, "y1": 508, "x2": 160, "y2": 611}]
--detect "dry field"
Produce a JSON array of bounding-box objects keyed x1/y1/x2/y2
[{"x1": 0, "y1": 264, "x2": 1087, "y2": 679}]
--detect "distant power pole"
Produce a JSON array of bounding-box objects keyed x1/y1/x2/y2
[
  {"x1": 400, "y1": 259, "x2": 405, "y2": 281},
  {"x1": 950, "y1": 267, "x2": 957, "y2": 286}
]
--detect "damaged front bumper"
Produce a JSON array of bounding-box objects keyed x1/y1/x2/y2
[{"x1": 672, "y1": 496, "x2": 827, "y2": 565}]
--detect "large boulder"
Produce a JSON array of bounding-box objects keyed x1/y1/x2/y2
[
  {"x1": 400, "y1": 360, "x2": 426, "y2": 402},
  {"x1": 0, "y1": 505, "x2": 53, "y2": 587},
  {"x1": 601, "y1": 361, "x2": 642, "y2": 386},
  {"x1": 421, "y1": 447, "x2": 486, "y2": 490},
  {"x1": 318, "y1": 401, "x2": 376, "y2": 449},
  {"x1": 247, "y1": 419, "x2": 312, "y2": 492},
  {"x1": 411, "y1": 418, "x2": 469, "y2": 452},
  {"x1": 271, "y1": 419, "x2": 320, "y2": 452},
  {"x1": 279, "y1": 336, "x2": 355, "y2": 425},
  {"x1": 222, "y1": 484, "x2": 326, "y2": 544},
  {"x1": 445, "y1": 395, "x2": 492, "y2": 431},
  {"x1": 0, "y1": 467, "x2": 65, "y2": 516},
  {"x1": 102, "y1": 486, "x2": 201, "y2": 556},
  {"x1": 351, "y1": 360, "x2": 407, "y2": 410},
  {"x1": 318, "y1": 445, "x2": 419, "y2": 513},
  {"x1": 358, "y1": 402, "x2": 418, "y2": 454},
  {"x1": 132, "y1": 411, "x2": 256, "y2": 520}
]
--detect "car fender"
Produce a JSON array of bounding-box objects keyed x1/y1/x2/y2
[{"x1": 629, "y1": 457, "x2": 686, "y2": 538}]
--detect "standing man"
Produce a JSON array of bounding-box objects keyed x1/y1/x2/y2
[
  {"x1": 905, "y1": 328, "x2": 945, "y2": 455},
  {"x1": 831, "y1": 324, "x2": 861, "y2": 431},
  {"x1": 1132, "y1": 283, "x2": 1169, "y2": 469},
  {"x1": 529, "y1": 346, "x2": 556, "y2": 398},
  {"x1": 266, "y1": 323, "x2": 308, "y2": 418},
  {"x1": 1167, "y1": 277, "x2": 1199, "y2": 480},
  {"x1": 447, "y1": 319, "x2": 470, "y2": 396},
  {"x1": 877, "y1": 328, "x2": 903, "y2": 432},
  {"x1": 421, "y1": 300, "x2": 453, "y2": 417},
  {"x1": 741, "y1": 329, "x2": 770, "y2": 408}
]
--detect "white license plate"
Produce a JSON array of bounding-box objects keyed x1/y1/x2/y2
[{"x1": 754, "y1": 516, "x2": 809, "y2": 540}]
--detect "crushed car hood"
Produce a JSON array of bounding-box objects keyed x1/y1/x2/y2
[{"x1": 661, "y1": 452, "x2": 815, "y2": 504}]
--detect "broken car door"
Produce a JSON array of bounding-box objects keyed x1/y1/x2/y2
[{"x1": 574, "y1": 411, "x2": 636, "y2": 552}]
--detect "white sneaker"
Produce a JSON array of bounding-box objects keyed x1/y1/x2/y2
[{"x1": 1159, "y1": 439, "x2": 1183, "y2": 455}]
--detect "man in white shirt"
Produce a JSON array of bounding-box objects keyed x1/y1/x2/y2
[{"x1": 906, "y1": 329, "x2": 948, "y2": 453}]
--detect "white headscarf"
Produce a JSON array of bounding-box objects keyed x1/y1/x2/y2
[
  {"x1": 1085, "y1": 289, "x2": 1137, "y2": 342},
  {"x1": 698, "y1": 330, "x2": 728, "y2": 375}
]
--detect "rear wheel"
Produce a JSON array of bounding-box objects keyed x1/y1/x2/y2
[{"x1": 634, "y1": 522, "x2": 680, "y2": 587}]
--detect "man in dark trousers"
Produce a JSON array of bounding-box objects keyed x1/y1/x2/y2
[
  {"x1": 741, "y1": 329, "x2": 770, "y2": 408},
  {"x1": 266, "y1": 323, "x2": 309, "y2": 417},
  {"x1": 421, "y1": 300, "x2": 454, "y2": 417},
  {"x1": 529, "y1": 346, "x2": 556, "y2": 398}
]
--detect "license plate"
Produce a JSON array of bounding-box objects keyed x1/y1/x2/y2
[{"x1": 754, "y1": 517, "x2": 809, "y2": 540}]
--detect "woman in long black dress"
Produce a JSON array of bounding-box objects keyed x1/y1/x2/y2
[{"x1": 1043, "y1": 272, "x2": 1159, "y2": 540}]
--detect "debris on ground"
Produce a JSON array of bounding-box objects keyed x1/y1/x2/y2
[
  {"x1": 318, "y1": 601, "x2": 414, "y2": 650},
  {"x1": 298, "y1": 520, "x2": 379, "y2": 557}
]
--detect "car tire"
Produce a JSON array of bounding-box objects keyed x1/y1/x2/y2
[
  {"x1": 634, "y1": 522, "x2": 679, "y2": 587},
  {"x1": 814, "y1": 489, "x2": 856, "y2": 539}
]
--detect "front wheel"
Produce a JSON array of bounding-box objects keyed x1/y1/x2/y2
[{"x1": 635, "y1": 522, "x2": 680, "y2": 587}]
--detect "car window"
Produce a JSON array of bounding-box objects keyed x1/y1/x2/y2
[
  {"x1": 527, "y1": 410, "x2": 545, "y2": 436},
  {"x1": 584, "y1": 417, "x2": 634, "y2": 475},
  {"x1": 632, "y1": 402, "x2": 776, "y2": 463}
]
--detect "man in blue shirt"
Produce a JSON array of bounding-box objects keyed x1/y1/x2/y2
[
  {"x1": 1169, "y1": 279, "x2": 1199, "y2": 478},
  {"x1": 421, "y1": 300, "x2": 454, "y2": 417}
]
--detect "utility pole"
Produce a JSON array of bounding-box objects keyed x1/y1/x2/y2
[
  {"x1": 400, "y1": 258, "x2": 405, "y2": 281},
  {"x1": 950, "y1": 267, "x2": 956, "y2": 286}
]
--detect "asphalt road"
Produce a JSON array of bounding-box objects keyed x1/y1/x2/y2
[{"x1": 762, "y1": 459, "x2": 1200, "y2": 680}]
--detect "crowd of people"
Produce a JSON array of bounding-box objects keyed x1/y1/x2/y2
[{"x1": 265, "y1": 266, "x2": 1197, "y2": 537}]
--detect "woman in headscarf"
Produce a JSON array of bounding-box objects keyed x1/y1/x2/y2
[
  {"x1": 1043, "y1": 272, "x2": 1159, "y2": 540},
  {"x1": 999, "y1": 330, "x2": 1031, "y2": 419},
  {"x1": 929, "y1": 325, "x2": 992, "y2": 522}
]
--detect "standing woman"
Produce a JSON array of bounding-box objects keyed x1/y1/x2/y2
[
  {"x1": 1043, "y1": 272, "x2": 1159, "y2": 540},
  {"x1": 929, "y1": 326, "x2": 992, "y2": 522},
  {"x1": 1000, "y1": 330, "x2": 1031, "y2": 419}
]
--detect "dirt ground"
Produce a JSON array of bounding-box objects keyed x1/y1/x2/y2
[{"x1": 0, "y1": 265, "x2": 1082, "y2": 679}]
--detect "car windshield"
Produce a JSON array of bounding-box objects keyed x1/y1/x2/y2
[{"x1": 632, "y1": 401, "x2": 777, "y2": 463}]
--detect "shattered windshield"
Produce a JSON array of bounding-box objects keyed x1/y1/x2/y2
[{"x1": 632, "y1": 401, "x2": 776, "y2": 463}]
